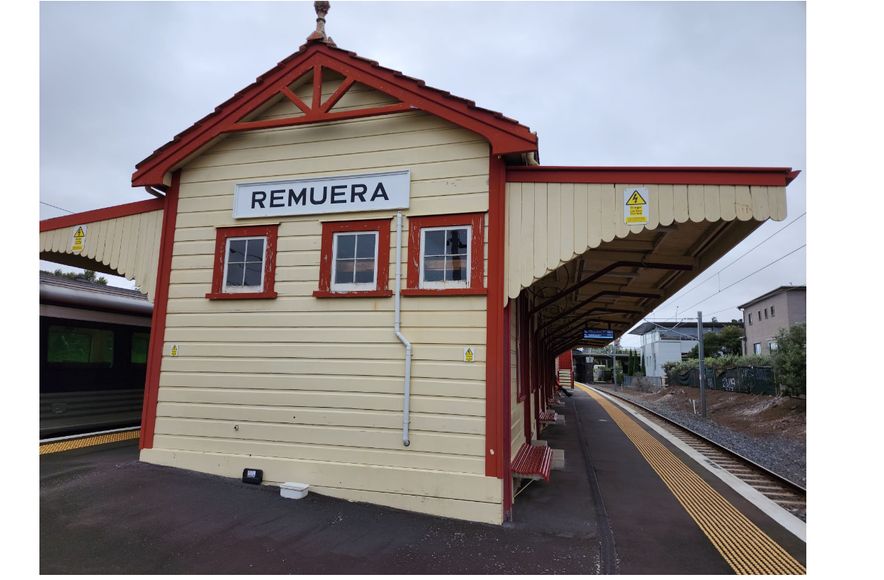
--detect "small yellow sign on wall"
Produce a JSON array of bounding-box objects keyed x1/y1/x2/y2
[
  {"x1": 71, "y1": 225, "x2": 87, "y2": 253},
  {"x1": 463, "y1": 346, "x2": 475, "y2": 363},
  {"x1": 170, "y1": 344, "x2": 179, "y2": 357},
  {"x1": 624, "y1": 188, "x2": 649, "y2": 226}
]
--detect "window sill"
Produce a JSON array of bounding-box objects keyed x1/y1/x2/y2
[
  {"x1": 312, "y1": 289, "x2": 394, "y2": 298},
  {"x1": 205, "y1": 291, "x2": 278, "y2": 300},
  {"x1": 401, "y1": 288, "x2": 487, "y2": 296}
]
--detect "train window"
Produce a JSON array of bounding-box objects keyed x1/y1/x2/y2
[
  {"x1": 47, "y1": 326, "x2": 114, "y2": 365},
  {"x1": 131, "y1": 332, "x2": 149, "y2": 364}
]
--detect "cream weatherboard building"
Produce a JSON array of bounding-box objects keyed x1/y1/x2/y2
[{"x1": 39, "y1": 17, "x2": 799, "y2": 524}]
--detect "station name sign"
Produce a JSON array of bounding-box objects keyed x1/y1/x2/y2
[
  {"x1": 583, "y1": 329, "x2": 615, "y2": 340},
  {"x1": 233, "y1": 170, "x2": 410, "y2": 219}
]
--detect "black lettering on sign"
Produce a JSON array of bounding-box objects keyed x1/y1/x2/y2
[
  {"x1": 288, "y1": 188, "x2": 307, "y2": 206},
  {"x1": 330, "y1": 185, "x2": 346, "y2": 204},
  {"x1": 270, "y1": 189, "x2": 285, "y2": 208},
  {"x1": 310, "y1": 186, "x2": 328, "y2": 205},
  {"x1": 371, "y1": 182, "x2": 389, "y2": 201},
  {"x1": 350, "y1": 183, "x2": 367, "y2": 202},
  {"x1": 251, "y1": 191, "x2": 267, "y2": 209}
]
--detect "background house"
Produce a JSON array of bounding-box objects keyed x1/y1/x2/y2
[
  {"x1": 629, "y1": 321, "x2": 737, "y2": 378},
  {"x1": 739, "y1": 285, "x2": 806, "y2": 355}
]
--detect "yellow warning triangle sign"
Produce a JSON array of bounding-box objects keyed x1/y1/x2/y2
[
  {"x1": 626, "y1": 190, "x2": 647, "y2": 205},
  {"x1": 73, "y1": 226, "x2": 85, "y2": 238}
]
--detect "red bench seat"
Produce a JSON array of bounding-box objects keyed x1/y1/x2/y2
[{"x1": 511, "y1": 443, "x2": 553, "y2": 481}]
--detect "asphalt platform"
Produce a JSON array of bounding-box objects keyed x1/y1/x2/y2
[{"x1": 40, "y1": 387, "x2": 806, "y2": 574}]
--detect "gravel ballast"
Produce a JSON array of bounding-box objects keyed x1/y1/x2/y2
[{"x1": 595, "y1": 386, "x2": 807, "y2": 488}]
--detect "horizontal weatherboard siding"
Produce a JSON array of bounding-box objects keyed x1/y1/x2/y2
[{"x1": 148, "y1": 104, "x2": 498, "y2": 522}]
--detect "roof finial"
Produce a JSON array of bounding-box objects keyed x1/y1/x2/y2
[{"x1": 307, "y1": 1, "x2": 336, "y2": 46}]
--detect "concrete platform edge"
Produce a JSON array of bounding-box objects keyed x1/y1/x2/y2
[{"x1": 582, "y1": 383, "x2": 807, "y2": 543}]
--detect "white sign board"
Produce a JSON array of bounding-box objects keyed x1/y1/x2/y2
[
  {"x1": 233, "y1": 170, "x2": 410, "y2": 219},
  {"x1": 623, "y1": 187, "x2": 649, "y2": 226}
]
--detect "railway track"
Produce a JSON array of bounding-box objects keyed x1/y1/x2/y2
[{"x1": 589, "y1": 385, "x2": 806, "y2": 523}]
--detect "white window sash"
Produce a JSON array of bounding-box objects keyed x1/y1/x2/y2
[
  {"x1": 222, "y1": 236, "x2": 267, "y2": 293},
  {"x1": 331, "y1": 231, "x2": 379, "y2": 292},
  {"x1": 419, "y1": 225, "x2": 471, "y2": 289}
]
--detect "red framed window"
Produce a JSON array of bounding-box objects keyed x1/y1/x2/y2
[
  {"x1": 314, "y1": 219, "x2": 393, "y2": 298},
  {"x1": 206, "y1": 224, "x2": 279, "y2": 300},
  {"x1": 404, "y1": 213, "x2": 486, "y2": 296}
]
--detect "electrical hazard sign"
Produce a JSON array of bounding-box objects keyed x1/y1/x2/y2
[
  {"x1": 623, "y1": 188, "x2": 649, "y2": 226},
  {"x1": 70, "y1": 225, "x2": 87, "y2": 252}
]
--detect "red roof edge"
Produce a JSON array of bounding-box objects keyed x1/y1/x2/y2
[
  {"x1": 40, "y1": 198, "x2": 165, "y2": 233},
  {"x1": 506, "y1": 166, "x2": 801, "y2": 187}
]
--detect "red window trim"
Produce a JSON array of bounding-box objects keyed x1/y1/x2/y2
[
  {"x1": 206, "y1": 224, "x2": 279, "y2": 300},
  {"x1": 406, "y1": 212, "x2": 485, "y2": 296},
  {"x1": 313, "y1": 218, "x2": 393, "y2": 298}
]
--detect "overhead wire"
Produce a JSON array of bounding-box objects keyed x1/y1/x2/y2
[
  {"x1": 40, "y1": 201, "x2": 74, "y2": 214},
  {"x1": 682, "y1": 244, "x2": 806, "y2": 312},
  {"x1": 632, "y1": 242, "x2": 807, "y2": 337},
  {"x1": 661, "y1": 211, "x2": 806, "y2": 305}
]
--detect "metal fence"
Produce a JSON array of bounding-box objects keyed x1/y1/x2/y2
[{"x1": 667, "y1": 366, "x2": 777, "y2": 396}]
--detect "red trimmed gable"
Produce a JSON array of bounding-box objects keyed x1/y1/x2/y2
[{"x1": 132, "y1": 40, "x2": 538, "y2": 188}]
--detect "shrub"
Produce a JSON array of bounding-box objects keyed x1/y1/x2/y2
[
  {"x1": 664, "y1": 354, "x2": 772, "y2": 378},
  {"x1": 772, "y1": 323, "x2": 806, "y2": 396}
]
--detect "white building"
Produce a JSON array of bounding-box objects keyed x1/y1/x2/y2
[{"x1": 629, "y1": 321, "x2": 732, "y2": 378}]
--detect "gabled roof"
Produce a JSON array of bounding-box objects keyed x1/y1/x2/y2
[
  {"x1": 132, "y1": 40, "x2": 538, "y2": 188},
  {"x1": 738, "y1": 285, "x2": 806, "y2": 309}
]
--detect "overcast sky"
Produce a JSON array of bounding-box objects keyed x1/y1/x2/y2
[{"x1": 39, "y1": 1, "x2": 805, "y2": 346}]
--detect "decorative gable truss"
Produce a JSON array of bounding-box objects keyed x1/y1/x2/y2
[
  {"x1": 132, "y1": 42, "x2": 538, "y2": 188},
  {"x1": 238, "y1": 65, "x2": 412, "y2": 131}
]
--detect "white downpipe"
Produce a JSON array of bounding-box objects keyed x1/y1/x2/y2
[{"x1": 394, "y1": 212, "x2": 413, "y2": 447}]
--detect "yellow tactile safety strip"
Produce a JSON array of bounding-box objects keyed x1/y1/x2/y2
[
  {"x1": 39, "y1": 430, "x2": 140, "y2": 455},
  {"x1": 575, "y1": 384, "x2": 805, "y2": 575}
]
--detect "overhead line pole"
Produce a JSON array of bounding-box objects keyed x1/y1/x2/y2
[{"x1": 697, "y1": 311, "x2": 707, "y2": 418}]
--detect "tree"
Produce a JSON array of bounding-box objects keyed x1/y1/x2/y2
[
  {"x1": 772, "y1": 323, "x2": 806, "y2": 397},
  {"x1": 47, "y1": 268, "x2": 109, "y2": 285},
  {"x1": 689, "y1": 324, "x2": 744, "y2": 358}
]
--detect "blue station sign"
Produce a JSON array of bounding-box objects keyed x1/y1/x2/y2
[{"x1": 583, "y1": 328, "x2": 615, "y2": 340}]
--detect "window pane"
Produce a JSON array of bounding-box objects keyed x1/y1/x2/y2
[
  {"x1": 447, "y1": 228, "x2": 468, "y2": 255},
  {"x1": 244, "y1": 262, "x2": 263, "y2": 287},
  {"x1": 226, "y1": 262, "x2": 244, "y2": 287},
  {"x1": 336, "y1": 234, "x2": 356, "y2": 259},
  {"x1": 356, "y1": 233, "x2": 376, "y2": 258},
  {"x1": 334, "y1": 259, "x2": 355, "y2": 284},
  {"x1": 47, "y1": 326, "x2": 114, "y2": 365},
  {"x1": 424, "y1": 230, "x2": 445, "y2": 256},
  {"x1": 354, "y1": 258, "x2": 375, "y2": 283},
  {"x1": 423, "y1": 254, "x2": 445, "y2": 282},
  {"x1": 228, "y1": 239, "x2": 246, "y2": 264},
  {"x1": 446, "y1": 255, "x2": 467, "y2": 281},
  {"x1": 131, "y1": 332, "x2": 149, "y2": 364},
  {"x1": 246, "y1": 238, "x2": 264, "y2": 262}
]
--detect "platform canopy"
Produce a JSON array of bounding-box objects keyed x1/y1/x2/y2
[
  {"x1": 39, "y1": 199, "x2": 165, "y2": 301},
  {"x1": 504, "y1": 166, "x2": 799, "y2": 355}
]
